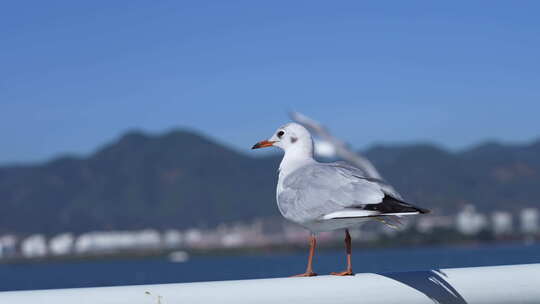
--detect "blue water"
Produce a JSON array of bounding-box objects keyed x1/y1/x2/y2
[{"x1": 1, "y1": 242, "x2": 539, "y2": 292}]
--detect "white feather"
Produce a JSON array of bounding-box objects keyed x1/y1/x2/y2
[
  {"x1": 322, "y1": 209, "x2": 380, "y2": 220},
  {"x1": 322, "y1": 210, "x2": 419, "y2": 220}
]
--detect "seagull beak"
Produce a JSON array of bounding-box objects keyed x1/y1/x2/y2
[{"x1": 252, "y1": 140, "x2": 275, "y2": 149}]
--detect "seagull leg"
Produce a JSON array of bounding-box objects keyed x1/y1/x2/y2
[
  {"x1": 291, "y1": 234, "x2": 317, "y2": 277},
  {"x1": 331, "y1": 229, "x2": 354, "y2": 276}
]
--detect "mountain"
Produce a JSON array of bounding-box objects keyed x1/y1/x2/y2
[
  {"x1": 0, "y1": 130, "x2": 280, "y2": 235},
  {"x1": 365, "y1": 141, "x2": 540, "y2": 213},
  {"x1": 0, "y1": 130, "x2": 539, "y2": 235}
]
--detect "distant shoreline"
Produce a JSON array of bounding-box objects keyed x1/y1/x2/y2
[{"x1": 2, "y1": 237, "x2": 536, "y2": 265}]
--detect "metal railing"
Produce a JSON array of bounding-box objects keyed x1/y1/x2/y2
[{"x1": 0, "y1": 263, "x2": 538, "y2": 303}]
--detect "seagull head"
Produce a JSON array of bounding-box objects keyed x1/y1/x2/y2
[{"x1": 252, "y1": 122, "x2": 313, "y2": 154}]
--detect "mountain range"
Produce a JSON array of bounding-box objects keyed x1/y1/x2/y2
[{"x1": 1, "y1": 129, "x2": 538, "y2": 235}]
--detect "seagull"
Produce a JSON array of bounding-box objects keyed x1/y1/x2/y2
[{"x1": 252, "y1": 122, "x2": 429, "y2": 277}]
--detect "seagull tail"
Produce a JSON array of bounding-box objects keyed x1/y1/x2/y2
[{"x1": 374, "y1": 215, "x2": 403, "y2": 229}]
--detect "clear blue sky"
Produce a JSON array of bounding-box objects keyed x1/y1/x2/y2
[{"x1": 2, "y1": 1, "x2": 539, "y2": 164}]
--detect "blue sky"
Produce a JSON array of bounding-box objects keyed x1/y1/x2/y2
[{"x1": 1, "y1": 1, "x2": 539, "y2": 164}]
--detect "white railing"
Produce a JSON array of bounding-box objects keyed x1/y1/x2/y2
[{"x1": 0, "y1": 264, "x2": 538, "y2": 303}]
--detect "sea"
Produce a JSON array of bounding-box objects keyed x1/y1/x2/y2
[{"x1": 1, "y1": 242, "x2": 539, "y2": 292}]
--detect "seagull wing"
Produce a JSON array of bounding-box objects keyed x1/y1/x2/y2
[
  {"x1": 327, "y1": 161, "x2": 404, "y2": 200},
  {"x1": 277, "y1": 163, "x2": 387, "y2": 223}
]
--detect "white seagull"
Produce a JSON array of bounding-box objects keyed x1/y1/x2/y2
[{"x1": 252, "y1": 122, "x2": 429, "y2": 277}]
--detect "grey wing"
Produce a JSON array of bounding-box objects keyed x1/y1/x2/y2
[
  {"x1": 328, "y1": 161, "x2": 403, "y2": 200},
  {"x1": 277, "y1": 163, "x2": 387, "y2": 223}
]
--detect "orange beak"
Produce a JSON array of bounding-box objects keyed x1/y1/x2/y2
[{"x1": 251, "y1": 140, "x2": 275, "y2": 149}]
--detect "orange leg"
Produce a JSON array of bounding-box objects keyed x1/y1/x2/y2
[
  {"x1": 292, "y1": 234, "x2": 317, "y2": 277},
  {"x1": 331, "y1": 229, "x2": 354, "y2": 276}
]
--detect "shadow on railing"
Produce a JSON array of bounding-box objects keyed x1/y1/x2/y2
[{"x1": 378, "y1": 270, "x2": 468, "y2": 304}]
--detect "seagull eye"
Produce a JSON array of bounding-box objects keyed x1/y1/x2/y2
[{"x1": 277, "y1": 131, "x2": 285, "y2": 138}]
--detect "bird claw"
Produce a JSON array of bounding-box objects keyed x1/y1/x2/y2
[
  {"x1": 291, "y1": 272, "x2": 317, "y2": 277},
  {"x1": 331, "y1": 270, "x2": 354, "y2": 276}
]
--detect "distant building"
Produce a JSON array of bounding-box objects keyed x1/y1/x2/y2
[
  {"x1": 456, "y1": 205, "x2": 487, "y2": 235},
  {"x1": 163, "y1": 230, "x2": 184, "y2": 248},
  {"x1": 416, "y1": 215, "x2": 454, "y2": 233},
  {"x1": 135, "y1": 229, "x2": 162, "y2": 248},
  {"x1": 520, "y1": 208, "x2": 539, "y2": 234},
  {"x1": 220, "y1": 232, "x2": 245, "y2": 247},
  {"x1": 74, "y1": 230, "x2": 162, "y2": 254},
  {"x1": 183, "y1": 229, "x2": 203, "y2": 246},
  {"x1": 21, "y1": 234, "x2": 48, "y2": 258},
  {"x1": 49, "y1": 233, "x2": 74, "y2": 255},
  {"x1": 0, "y1": 235, "x2": 18, "y2": 258},
  {"x1": 491, "y1": 211, "x2": 513, "y2": 235}
]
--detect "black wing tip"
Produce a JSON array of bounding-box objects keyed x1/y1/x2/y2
[
  {"x1": 365, "y1": 195, "x2": 431, "y2": 215},
  {"x1": 417, "y1": 207, "x2": 431, "y2": 214},
  {"x1": 400, "y1": 201, "x2": 431, "y2": 215}
]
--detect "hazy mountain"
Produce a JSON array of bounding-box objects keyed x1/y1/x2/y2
[
  {"x1": 366, "y1": 141, "x2": 540, "y2": 213},
  {"x1": 0, "y1": 130, "x2": 538, "y2": 235}
]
